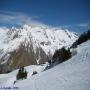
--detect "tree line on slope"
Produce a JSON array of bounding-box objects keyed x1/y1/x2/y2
[
  {"x1": 51, "y1": 47, "x2": 71, "y2": 65},
  {"x1": 72, "y1": 30, "x2": 90, "y2": 47}
]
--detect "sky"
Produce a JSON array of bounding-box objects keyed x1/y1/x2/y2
[{"x1": 0, "y1": 0, "x2": 90, "y2": 33}]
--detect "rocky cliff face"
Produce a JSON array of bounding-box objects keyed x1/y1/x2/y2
[{"x1": 0, "y1": 25, "x2": 78, "y2": 73}]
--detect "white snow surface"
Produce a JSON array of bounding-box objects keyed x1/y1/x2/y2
[
  {"x1": 0, "y1": 25, "x2": 77, "y2": 62},
  {"x1": 0, "y1": 40, "x2": 90, "y2": 90}
]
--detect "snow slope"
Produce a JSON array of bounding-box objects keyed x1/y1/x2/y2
[
  {"x1": 0, "y1": 40, "x2": 90, "y2": 90},
  {"x1": 0, "y1": 63, "x2": 49, "y2": 87}
]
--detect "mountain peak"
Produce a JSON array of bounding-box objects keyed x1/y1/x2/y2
[{"x1": 0, "y1": 25, "x2": 78, "y2": 72}]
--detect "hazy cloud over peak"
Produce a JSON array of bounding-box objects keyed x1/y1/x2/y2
[{"x1": 0, "y1": 10, "x2": 45, "y2": 27}]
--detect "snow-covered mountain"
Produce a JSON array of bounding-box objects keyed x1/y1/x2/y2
[
  {"x1": 0, "y1": 40, "x2": 90, "y2": 90},
  {"x1": 0, "y1": 25, "x2": 78, "y2": 72}
]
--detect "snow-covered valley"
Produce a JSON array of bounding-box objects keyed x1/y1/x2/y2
[{"x1": 0, "y1": 40, "x2": 90, "y2": 90}]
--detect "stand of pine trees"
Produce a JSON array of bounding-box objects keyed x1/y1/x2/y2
[
  {"x1": 16, "y1": 67, "x2": 28, "y2": 80},
  {"x1": 73, "y1": 30, "x2": 90, "y2": 47},
  {"x1": 52, "y1": 47, "x2": 71, "y2": 64}
]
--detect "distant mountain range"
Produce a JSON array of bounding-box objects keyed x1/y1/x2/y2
[{"x1": 0, "y1": 24, "x2": 78, "y2": 73}]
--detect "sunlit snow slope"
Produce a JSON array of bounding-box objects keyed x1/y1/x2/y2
[
  {"x1": 16, "y1": 40, "x2": 90, "y2": 90},
  {"x1": 0, "y1": 40, "x2": 90, "y2": 90}
]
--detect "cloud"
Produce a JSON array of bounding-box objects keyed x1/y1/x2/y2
[
  {"x1": 77, "y1": 22, "x2": 90, "y2": 28},
  {"x1": 0, "y1": 10, "x2": 90, "y2": 31},
  {"x1": 59, "y1": 22, "x2": 90, "y2": 29},
  {"x1": 77, "y1": 23, "x2": 88, "y2": 27},
  {"x1": 0, "y1": 10, "x2": 46, "y2": 27}
]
